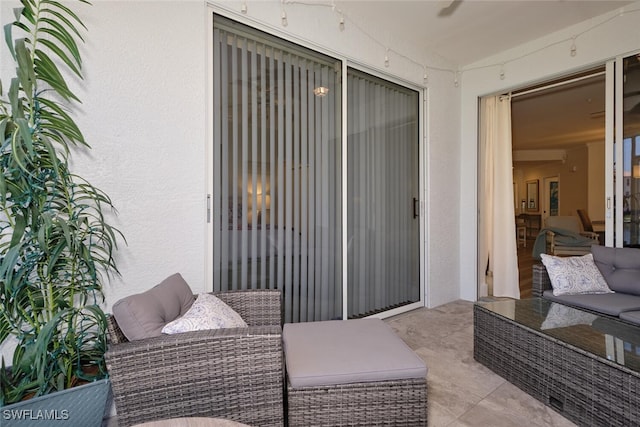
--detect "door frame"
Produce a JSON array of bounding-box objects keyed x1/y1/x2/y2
[
  {"x1": 205, "y1": 6, "x2": 426, "y2": 319},
  {"x1": 542, "y1": 176, "x2": 559, "y2": 225}
]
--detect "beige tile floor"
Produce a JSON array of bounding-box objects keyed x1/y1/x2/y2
[{"x1": 386, "y1": 300, "x2": 577, "y2": 427}]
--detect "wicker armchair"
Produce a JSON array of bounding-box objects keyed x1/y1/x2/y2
[{"x1": 105, "y1": 289, "x2": 284, "y2": 427}]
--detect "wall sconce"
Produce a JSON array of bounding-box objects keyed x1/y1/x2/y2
[{"x1": 313, "y1": 86, "x2": 329, "y2": 97}]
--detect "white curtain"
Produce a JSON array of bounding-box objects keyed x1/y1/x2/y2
[{"x1": 479, "y1": 96, "x2": 520, "y2": 299}]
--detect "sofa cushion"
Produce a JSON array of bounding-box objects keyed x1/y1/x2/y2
[
  {"x1": 591, "y1": 245, "x2": 640, "y2": 295},
  {"x1": 112, "y1": 273, "x2": 195, "y2": 341},
  {"x1": 543, "y1": 290, "x2": 640, "y2": 317},
  {"x1": 540, "y1": 253, "x2": 613, "y2": 296},
  {"x1": 162, "y1": 293, "x2": 247, "y2": 334},
  {"x1": 283, "y1": 318, "x2": 427, "y2": 388}
]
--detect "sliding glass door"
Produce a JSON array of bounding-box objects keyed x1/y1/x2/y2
[
  {"x1": 210, "y1": 14, "x2": 422, "y2": 322},
  {"x1": 347, "y1": 69, "x2": 421, "y2": 318},
  {"x1": 212, "y1": 15, "x2": 343, "y2": 322},
  {"x1": 607, "y1": 54, "x2": 640, "y2": 247}
]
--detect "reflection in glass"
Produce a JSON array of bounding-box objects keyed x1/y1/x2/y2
[
  {"x1": 212, "y1": 15, "x2": 343, "y2": 322},
  {"x1": 623, "y1": 55, "x2": 640, "y2": 247}
]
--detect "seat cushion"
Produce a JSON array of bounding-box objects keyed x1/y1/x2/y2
[
  {"x1": 543, "y1": 290, "x2": 640, "y2": 317},
  {"x1": 592, "y1": 245, "x2": 640, "y2": 295},
  {"x1": 283, "y1": 318, "x2": 427, "y2": 388},
  {"x1": 112, "y1": 273, "x2": 195, "y2": 341}
]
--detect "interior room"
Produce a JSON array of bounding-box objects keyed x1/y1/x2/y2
[
  {"x1": 1, "y1": 1, "x2": 640, "y2": 426},
  {"x1": 511, "y1": 68, "x2": 607, "y2": 298}
]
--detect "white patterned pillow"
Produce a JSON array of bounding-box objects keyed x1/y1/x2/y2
[
  {"x1": 540, "y1": 253, "x2": 614, "y2": 296},
  {"x1": 162, "y1": 293, "x2": 247, "y2": 334}
]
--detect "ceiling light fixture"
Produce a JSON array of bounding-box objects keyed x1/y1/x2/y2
[
  {"x1": 339, "y1": 15, "x2": 345, "y2": 31},
  {"x1": 384, "y1": 48, "x2": 390, "y2": 68},
  {"x1": 313, "y1": 86, "x2": 329, "y2": 97},
  {"x1": 570, "y1": 37, "x2": 577, "y2": 57}
]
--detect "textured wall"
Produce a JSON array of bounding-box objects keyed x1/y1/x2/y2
[{"x1": 1, "y1": 0, "x2": 462, "y2": 310}]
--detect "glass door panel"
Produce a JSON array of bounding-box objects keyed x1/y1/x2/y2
[
  {"x1": 622, "y1": 54, "x2": 640, "y2": 246},
  {"x1": 212, "y1": 15, "x2": 343, "y2": 322},
  {"x1": 347, "y1": 69, "x2": 420, "y2": 318}
]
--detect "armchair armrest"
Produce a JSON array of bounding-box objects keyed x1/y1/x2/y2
[
  {"x1": 579, "y1": 231, "x2": 599, "y2": 241},
  {"x1": 532, "y1": 263, "x2": 552, "y2": 298}
]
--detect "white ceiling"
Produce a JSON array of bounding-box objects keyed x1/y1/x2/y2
[
  {"x1": 335, "y1": 0, "x2": 633, "y2": 67},
  {"x1": 336, "y1": 0, "x2": 636, "y2": 154}
]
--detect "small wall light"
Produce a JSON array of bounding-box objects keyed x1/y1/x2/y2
[{"x1": 313, "y1": 86, "x2": 329, "y2": 97}]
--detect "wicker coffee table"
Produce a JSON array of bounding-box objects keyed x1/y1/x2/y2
[{"x1": 474, "y1": 298, "x2": 640, "y2": 427}]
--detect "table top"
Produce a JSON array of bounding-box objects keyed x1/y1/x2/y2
[{"x1": 476, "y1": 298, "x2": 640, "y2": 373}]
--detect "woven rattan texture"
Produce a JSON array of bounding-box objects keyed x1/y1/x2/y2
[
  {"x1": 474, "y1": 304, "x2": 640, "y2": 427},
  {"x1": 105, "y1": 289, "x2": 284, "y2": 427},
  {"x1": 532, "y1": 263, "x2": 552, "y2": 298},
  {"x1": 287, "y1": 378, "x2": 427, "y2": 426}
]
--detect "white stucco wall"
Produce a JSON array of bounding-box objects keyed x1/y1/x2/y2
[
  {"x1": 1, "y1": 0, "x2": 461, "y2": 310},
  {"x1": 459, "y1": 2, "x2": 640, "y2": 300},
  {"x1": 3, "y1": 1, "x2": 639, "y2": 311}
]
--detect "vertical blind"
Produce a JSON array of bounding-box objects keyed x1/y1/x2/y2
[
  {"x1": 347, "y1": 69, "x2": 420, "y2": 318},
  {"x1": 212, "y1": 16, "x2": 343, "y2": 323}
]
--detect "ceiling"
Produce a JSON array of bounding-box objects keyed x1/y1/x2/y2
[
  {"x1": 335, "y1": 0, "x2": 633, "y2": 67},
  {"x1": 335, "y1": 0, "x2": 636, "y2": 155},
  {"x1": 335, "y1": 0, "x2": 634, "y2": 158},
  {"x1": 511, "y1": 70, "x2": 606, "y2": 152}
]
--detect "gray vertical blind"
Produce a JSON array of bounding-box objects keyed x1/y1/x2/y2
[
  {"x1": 347, "y1": 69, "x2": 420, "y2": 318},
  {"x1": 212, "y1": 16, "x2": 342, "y2": 322}
]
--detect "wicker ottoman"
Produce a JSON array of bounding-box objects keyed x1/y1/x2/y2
[{"x1": 283, "y1": 318, "x2": 428, "y2": 426}]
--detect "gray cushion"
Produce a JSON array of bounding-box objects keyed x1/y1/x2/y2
[
  {"x1": 592, "y1": 245, "x2": 640, "y2": 295},
  {"x1": 112, "y1": 273, "x2": 195, "y2": 341},
  {"x1": 543, "y1": 289, "x2": 640, "y2": 316},
  {"x1": 282, "y1": 318, "x2": 427, "y2": 388}
]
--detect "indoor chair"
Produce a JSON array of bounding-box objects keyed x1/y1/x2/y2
[{"x1": 544, "y1": 215, "x2": 599, "y2": 256}]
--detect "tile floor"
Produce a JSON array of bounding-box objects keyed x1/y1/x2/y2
[{"x1": 386, "y1": 300, "x2": 577, "y2": 427}]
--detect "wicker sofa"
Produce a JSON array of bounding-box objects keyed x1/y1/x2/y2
[
  {"x1": 533, "y1": 245, "x2": 640, "y2": 325},
  {"x1": 105, "y1": 288, "x2": 284, "y2": 427}
]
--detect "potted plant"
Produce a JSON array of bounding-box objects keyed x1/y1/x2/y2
[{"x1": 0, "y1": 0, "x2": 122, "y2": 425}]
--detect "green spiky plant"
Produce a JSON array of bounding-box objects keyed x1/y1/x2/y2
[{"x1": 0, "y1": 0, "x2": 122, "y2": 405}]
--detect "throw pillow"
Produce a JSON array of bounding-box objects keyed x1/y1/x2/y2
[
  {"x1": 162, "y1": 293, "x2": 248, "y2": 334},
  {"x1": 112, "y1": 273, "x2": 195, "y2": 341},
  {"x1": 540, "y1": 253, "x2": 614, "y2": 296}
]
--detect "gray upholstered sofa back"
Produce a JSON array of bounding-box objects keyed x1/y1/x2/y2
[{"x1": 592, "y1": 245, "x2": 640, "y2": 296}]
